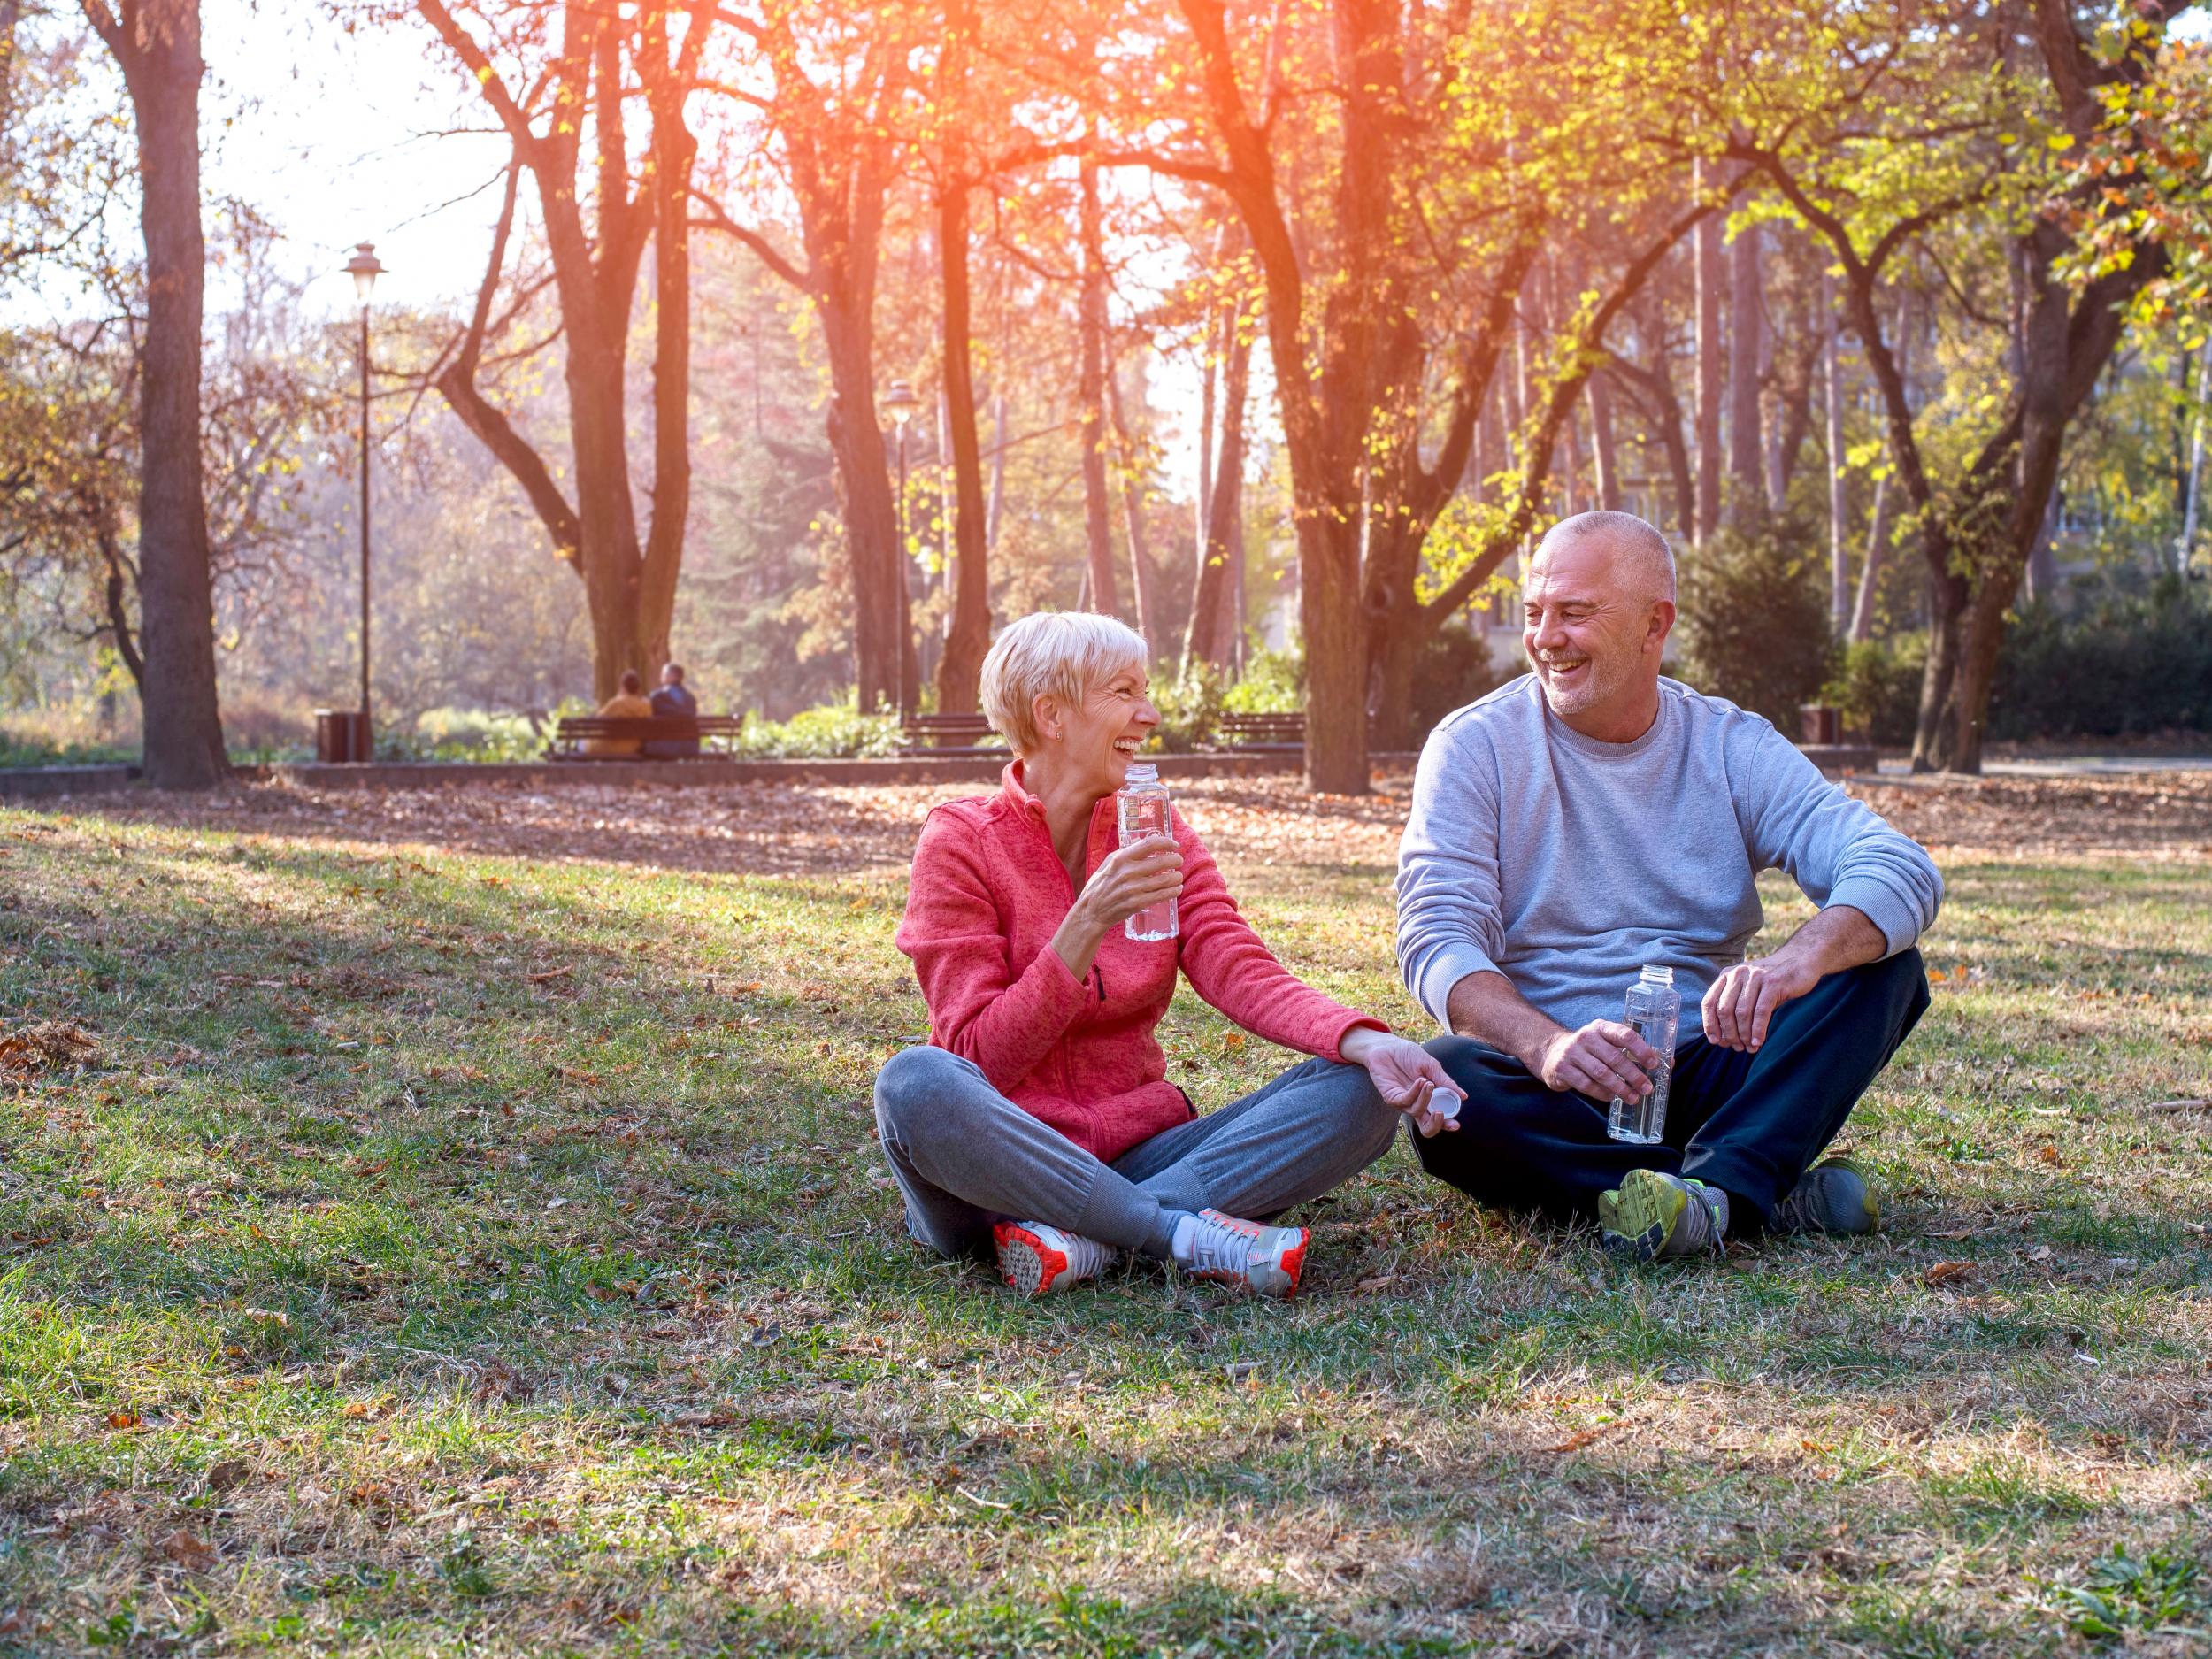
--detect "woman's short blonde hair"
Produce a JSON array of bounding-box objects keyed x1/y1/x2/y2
[{"x1": 979, "y1": 611, "x2": 1149, "y2": 755}]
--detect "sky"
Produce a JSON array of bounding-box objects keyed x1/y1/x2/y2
[{"x1": 203, "y1": 3, "x2": 509, "y2": 321}]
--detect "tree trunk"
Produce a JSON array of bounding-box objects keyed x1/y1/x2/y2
[
  {"x1": 1184, "y1": 301, "x2": 1249, "y2": 676},
  {"x1": 1587, "y1": 371, "x2": 1622, "y2": 511},
  {"x1": 1911, "y1": 219, "x2": 2152, "y2": 770},
  {"x1": 1727, "y1": 219, "x2": 1763, "y2": 528},
  {"x1": 1631, "y1": 289, "x2": 1695, "y2": 537},
  {"x1": 1848, "y1": 292, "x2": 1909, "y2": 643},
  {"x1": 1078, "y1": 153, "x2": 1119, "y2": 618},
  {"x1": 635, "y1": 4, "x2": 697, "y2": 679},
  {"x1": 1824, "y1": 273, "x2": 1848, "y2": 636},
  {"x1": 2178, "y1": 338, "x2": 2208, "y2": 572},
  {"x1": 935, "y1": 173, "x2": 991, "y2": 712},
  {"x1": 821, "y1": 296, "x2": 902, "y2": 711},
  {"x1": 987, "y1": 382, "x2": 1008, "y2": 550},
  {"x1": 419, "y1": 1, "x2": 702, "y2": 704},
  {"x1": 1694, "y1": 159, "x2": 1724, "y2": 544},
  {"x1": 0, "y1": 1, "x2": 25, "y2": 133},
  {"x1": 93, "y1": 0, "x2": 227, "y2": 787},
  {"x1": 1106, "y1": 357, "x2": 1159, "y2": 649},
  {"x1": 1850, "y1": 473, "x2": 1888, "y2": 644}
]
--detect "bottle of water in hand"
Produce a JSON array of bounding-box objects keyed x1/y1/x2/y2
[
  {"x1": 1115, "y1": 762, "x2": 1177, "y2": 942},
  {"x1": 1608, "y1": 964, "x2": 1680, "y2": 1145}
]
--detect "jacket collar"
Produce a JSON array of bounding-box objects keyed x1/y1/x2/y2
[{"x1": 1001, "y1": 759, "x2": 1115, "y2": 849}]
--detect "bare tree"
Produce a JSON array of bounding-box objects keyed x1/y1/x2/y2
[{"x1": 82, "y1": 0, "x2": 226, "y2": 787}]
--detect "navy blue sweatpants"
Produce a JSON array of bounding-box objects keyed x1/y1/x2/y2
[{"x1": 1414, "y1": 949, "x2": 1931, "y2": 1229}]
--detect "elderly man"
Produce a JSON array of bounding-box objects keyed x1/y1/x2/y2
[{"x1": 1396, "y1": 511, "x2": 1942, "y2": 1261}]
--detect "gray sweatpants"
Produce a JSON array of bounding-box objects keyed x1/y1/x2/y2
[{"x1": 872, "y1": 1045, "x2": 1401, "y2": 1261}]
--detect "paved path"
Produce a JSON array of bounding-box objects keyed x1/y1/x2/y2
[{"x1": 1873, "y1": 755, "x2": 2212, "y2": 780}]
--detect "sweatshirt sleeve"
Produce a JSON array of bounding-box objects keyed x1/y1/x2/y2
[
  {"x1": 1173, "y1": 818, "x2": 1383, "y2": 1059},
  {"x1": 1394, "y1": 716, "x2": 1509, "y2": 1029},
  {"x1": 895, "y1": 808, "x2": 1086, "y2": 1091},
  {"x1": 1731, "y1": 719, "x2": 1943, "y2": 955}
]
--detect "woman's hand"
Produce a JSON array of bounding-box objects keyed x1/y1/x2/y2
[
  {"x1": 1340, "y1": 1027, "x2": 1465, "y2": 1138},
  {"x1": 1049, "y1": 834, "x2": 1184, "y2": 979},
  {"x1": 1078, "y1": 834, "x2": 1185, "y2": 931}
]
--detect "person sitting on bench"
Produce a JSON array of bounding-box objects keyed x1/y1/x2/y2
[
  {"x1": 642, "y1": 663, "x2": 701, "y2": 758},
  {"x1": 583, "y1": 669, "x2": 653, "y2": 757}
]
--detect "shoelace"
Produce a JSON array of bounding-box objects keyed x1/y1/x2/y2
[{"x1": 1181, "y1": 1211, "x2": 1261, "y2": 1280}]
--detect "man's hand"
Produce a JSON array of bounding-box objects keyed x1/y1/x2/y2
[
  {"x1": 1701, "y1": 954, "x2": 1821, "y2": 1051},
  {"x1": 1339, "y1": 1027, "x2": 1465, "y2": 1137},
  {"x1": 1534, "y1": 1019, "x2": 1661, "y2": 1102}
]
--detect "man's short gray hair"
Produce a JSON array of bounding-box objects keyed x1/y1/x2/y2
[{"x1": 1535, "y1": 511, "x2": 1677, "y2": 603}]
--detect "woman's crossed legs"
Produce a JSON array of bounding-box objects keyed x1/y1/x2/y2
[{"x1": 872, "y1": 1046, "x2": 1399, "y2": 1285}]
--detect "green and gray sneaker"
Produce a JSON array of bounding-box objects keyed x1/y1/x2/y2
[
  {"x1": 1771, "y1": 1158, "x2": 1879, "y2": 1236},
  {"x1": 1599, "y1": 1170, "x2": 1727, "y2": 1262}
]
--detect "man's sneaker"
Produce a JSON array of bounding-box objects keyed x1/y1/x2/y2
[
  {"x1": 992, "y1": 1221, "x2": 1115, "y2": 1296},
  {"x1": 1179, "y1": 1208, "x2": 1309, "y2": 1300},
  {"x1": 1771, "y1": 1158, "x2": 1879, "y2": 1236},
  {"x1": 1599, "y1": 1170, "x2": 1725, "y2": 1262}
]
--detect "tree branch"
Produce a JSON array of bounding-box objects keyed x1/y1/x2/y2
[{"x1": 689, "y1": 185, "x2": 810, "y2": 290}]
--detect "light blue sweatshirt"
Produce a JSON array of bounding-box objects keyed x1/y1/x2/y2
[{"x1": 1395, "y1": 674, "x2": 1942, "y2": 1040}]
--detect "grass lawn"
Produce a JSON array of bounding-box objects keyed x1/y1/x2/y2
[{"x1": 1, "y1": 776, "x2": 2208, "y2": 1656}]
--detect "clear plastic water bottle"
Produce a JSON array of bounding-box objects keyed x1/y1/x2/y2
[
  {"x1": 1608, "y1": 964, "x2": 1680, "y2": 1145},
  {"x1": 1115, "y1": 762, "x2": 1177, "y2": 942}
]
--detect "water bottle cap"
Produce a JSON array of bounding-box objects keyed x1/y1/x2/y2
[
  {"x1": 1640, "y1": 964, "x2": 1674, "y2": 985},
  {"x1": 1124, "y1": 761, "x2": 1159, "y2": 783}
]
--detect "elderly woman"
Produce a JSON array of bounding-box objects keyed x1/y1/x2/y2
[{"x1": 876, "y1": 612, "x2": 1462, "y2": 1299}]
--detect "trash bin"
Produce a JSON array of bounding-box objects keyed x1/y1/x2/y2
[
  {"x1": 314, "y1": 710, "x2": 371, "y2": 763},
  {"x1": 1799, "y1": 703, "x2": 1841, "y2": 746}
]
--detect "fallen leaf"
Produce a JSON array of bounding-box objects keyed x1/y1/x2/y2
[
  {"x1": 159, "y1": 1529, "x2": 216, "y2": 1570},
  {"x1": 206, "y1": 1458, "x2": 251, "y2": 1493},
  {"x1": 105, "y1": 1409, "x2": 142, "y2": 1431},
  {"x1": 1923, "y1": 1261, "x2": 1975, "y2": 1287},
  {"x1": 1547, "y1": 1423, "x2": 1619, "y2": 1454}
]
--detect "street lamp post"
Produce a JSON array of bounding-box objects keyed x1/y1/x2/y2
[
  {"x1": 345, "y1": 242, "x2": 384, "y2": 760},
  {"x1": 883, "y1": 379, "x2": 920, "y2": 724}
]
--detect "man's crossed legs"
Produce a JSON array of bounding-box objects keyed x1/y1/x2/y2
[{"x1": 1413, "y1": 949, "x2": 1931, "y2": 1256}]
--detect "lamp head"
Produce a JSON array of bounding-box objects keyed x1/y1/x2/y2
[
  {"x1": 346, "y1": 242, "x2": 385, "y2": 306},
  {"x1": 883, "y1": 378, "x2": 920, "y2": 429}
]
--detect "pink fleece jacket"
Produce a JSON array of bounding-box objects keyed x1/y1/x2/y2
[{"x1": 895, "y1": 761, "x2": 1384, "y2": 1163}]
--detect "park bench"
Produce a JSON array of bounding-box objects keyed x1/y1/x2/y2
[
  {"x1": 545, "y1": 714, "x2": 742, "y2": 759},
  {"x1": 897, "y1": 711, "x2": 1007, "y2": 758},
  {"x1": 1217, "y1": 710, "x2": 1307, "y2": 751}
]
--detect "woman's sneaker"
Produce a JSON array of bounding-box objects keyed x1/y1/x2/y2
[
  {"x1": 992, "y1": 1221, "x2": 1115, "y2": 1296},
  {"x1": 1599, "y1": 1170, "x2": 1726, "y2": 1262},
  {"x1": 1175, "y1": 1208, "x2": 1309, "y2": 1299},
  {"x1": 1771, "y1": 1158, "x2": 1879, "y2": 1236}
]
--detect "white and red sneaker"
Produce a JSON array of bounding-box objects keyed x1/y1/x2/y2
[
  {"x1": 992, "y1": 1221, "x2": 1115, "y2": 1297},
  {"x1": 1179, "y1": 1208, "x2": 1309, "y2": 1300}
]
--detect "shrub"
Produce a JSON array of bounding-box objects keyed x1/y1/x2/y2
[
  {"x1": 1409, "y1": 626, "x2": 1504, "y2": 738},
  {"x1": 1990, "y1": 578, "x2": 2212, "y2": 740},
  {"x1": 1673, "y1": 523, "x2": 1839, "y2": 728},
  {"x1": 1822, "y1": 634, "x2": 1926, "y2": 748},
  {"x1": 732, "y1": 700, "x2": 904, "y2": 759},
  {"x1": 1221, "y1": 649, "x2": 1303, "y2": 714},
  {"x1": 405, "y1": 707, "x2": 556, "y2": 763},
  {"x1": 1152, "y1": 664, "x2": 1226, "y2": 753}
]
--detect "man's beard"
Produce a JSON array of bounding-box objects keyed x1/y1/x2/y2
[{"x1": 1533, "y1": 649, "x2": 1631, "y2": 718}]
